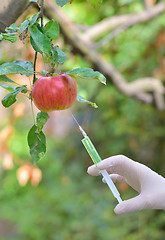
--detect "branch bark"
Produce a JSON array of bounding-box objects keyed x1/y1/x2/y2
[
  {"x1": 81, "y1": 14, "x2": 131, "y2": 42},
  {"x1": 93, "y1": 2, "x2": 165, "y2": 48},
  {"x1": 0, "y1": 0, "x2": 28, "y2": 32}
]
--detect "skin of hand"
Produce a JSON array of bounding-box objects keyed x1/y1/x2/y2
[{"x1": 87, "y1": 155, "x2": 165, "y2": 215}]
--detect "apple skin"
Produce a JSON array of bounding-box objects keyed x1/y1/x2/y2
[{"x1": 32, "y1": 74, "x2": 77, "y2": 112}]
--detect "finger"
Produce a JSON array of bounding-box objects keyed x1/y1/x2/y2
[
  {"x1": 102, "y1": 174, "x2": 125, "y2": 184},
  {"x1": 114, "y1": 194, "x2": 147, "y2": 215},
  {"x1": 109, "y1": 174, "x2": 125, "y2": 183},
  {"x1": 87, "y1": 165, "x2": 101, "y2": 176},
  {"x1": 97, "y1": 155, "x2": 137, "y2": 177}
]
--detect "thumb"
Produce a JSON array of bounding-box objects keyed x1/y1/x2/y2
[{"x1": 114, "y1": 194, "x2": 147, "y2": 215}]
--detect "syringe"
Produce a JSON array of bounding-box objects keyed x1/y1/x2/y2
[{"x1": 71, "y1": 113, "x2": 122, "y2": 204}]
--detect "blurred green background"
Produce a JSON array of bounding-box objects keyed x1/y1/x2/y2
[{"x1": 0, "y1": 0, "x2": 165, "y2": 239}]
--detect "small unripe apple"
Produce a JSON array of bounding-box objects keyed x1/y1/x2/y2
[{"x1": 32, "y1": 74, "x2": 77, "y2": 112}]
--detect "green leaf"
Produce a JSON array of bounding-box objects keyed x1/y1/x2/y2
[
  {"x1": 30, "y1": 24, "x2": 52, "y2": 56},
  {"x1": 21, "y1": 87, "x2": 28, "y2": 94},
  {"x1": 51, "y1": 48, "x2": 59, "y2": 63},
  {"x1": 56, "y1": 0, "x2": 70, "y2": 7},
  {"x1": 5, "y1": 23, "x2": 18, "y2": 33},
  {"x1": 43, "y1": 20, "x2": 59, "y2": 41},
  {"x1": 0, "y1": 84, "x2": 16, "y2": 92},
  {"x1": 77, "y1": 95, "x2": 98, "y2": 108},
  {"x1": 0, "y1": 34, "x2": 3, "y2": 40},
  {"x1": 0, "y1": 62, "x2": 33, "y2": 76},
  {"x1": 1, "y1": 86, "x2": 25, "y2": 107},
  {"x1": 66, "y1": 68, "x2": 106, "y2": 85},
  {"x1": 55, "y1": 45, "x2": 66, "y2": 65},
  {"x1": 13, "y1": 60, "x2": 33, "y2": 70},
  {"x1": 13, "y1": 60, "x2": 34, "y2": 77},
  {"x1": 0, "y1": 75, "x2": 16, "y2": 84},
  {"x1": 2, "y1": 33, "x2": 17, "y2": 43},
  {"x1": 30, "y1": 36, "x2": 42, "y2": 54},
  {"x1": 37, "y1": 112, "x2": 50, "y2": 132},
  {"x1": 28, "y1": 125, "x2": 46, "y2": 163},
  {"x1": 28, "y1": 13, "x2": 40, "y2": 27},
  {"x1": 19, "y1": 20, "x2": 29, "y2": 32},
  {"x1": 19, "y1": 13, "x2": 40, "y2": 32}
]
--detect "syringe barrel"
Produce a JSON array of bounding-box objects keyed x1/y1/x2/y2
[
  {"x1": 82, "y1": 136, "x2": 122, "y2": 203},
  {"x1": 81, "y1": 136, "x2": 102, "y2": 165}
]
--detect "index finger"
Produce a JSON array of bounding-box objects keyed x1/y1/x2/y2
[
  {"x1": 97, "y1": 155, "x2": 136, "y2": 174},
  {"x1": 88, "y1": 155, "x2": 137, "y2": 177},
  {"x1": 87, "y1": 164, "x2": 101, "y2": 176}
]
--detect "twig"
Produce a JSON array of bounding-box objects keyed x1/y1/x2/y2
[
  {"x1": 40, "y1": 0, "x2": 44, "y2": 27},
  {"x1": 33, "y1": 0, "x2": 44, "y2": 82},
  {"x1": 33, "y1": 52, "x2": 38, "y2": 80},
  {"x1": 49, "y1": 43, "x2": 55, "y2": 74}
]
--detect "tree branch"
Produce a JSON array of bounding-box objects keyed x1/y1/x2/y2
[
  {"x1": 33, "y1": 0, "x2": 44, "y2": 81},
  {"x1": 44, "y1": 0, "x2": 165, "y2": 109},
  {"x1": 81, "y1": 14, "x2": 131, "y2": 42},
  {"x1": 93, "y1": 2, "x2": 165, "y2": 48},
  {"x1": 0, "y1": 0, "x2": 29, "y2": 32}
]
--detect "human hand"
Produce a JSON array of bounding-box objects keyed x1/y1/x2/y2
[{"x1": 87, "y1": 155, "x2": 165, "y2": 215}]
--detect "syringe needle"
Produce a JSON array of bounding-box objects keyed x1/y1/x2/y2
[
  {"x1": 69, "y1": 110, "x2": 87, "y2": 137},
  {"x1": 70, "y1": 111, "x2": 122, "y2": 203},
  {"x1": 81, "y1": 134, "x2": 122, "y2": 203}
]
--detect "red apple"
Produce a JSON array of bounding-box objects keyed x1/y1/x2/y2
[{"x1": 32, "y1": 74, "x2": 77, "y2": 112}]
